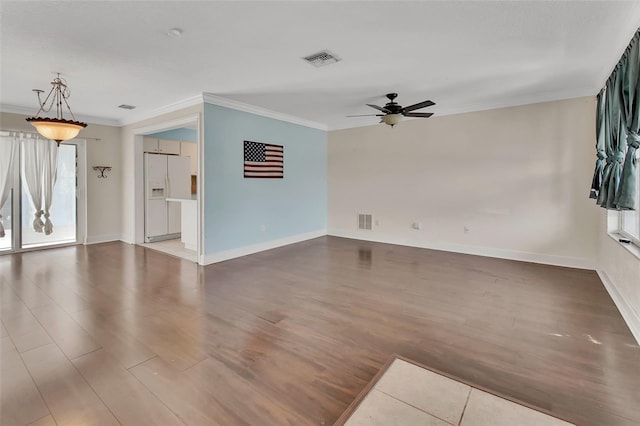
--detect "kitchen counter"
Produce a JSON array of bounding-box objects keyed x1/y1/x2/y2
[{"x1": 166, "y1": 198, "x2": 197, "y2": 250}]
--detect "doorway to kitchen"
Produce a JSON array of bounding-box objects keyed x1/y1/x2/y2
[{"x1": 132, "y1": 115, "x2": 201, "y2": 263}]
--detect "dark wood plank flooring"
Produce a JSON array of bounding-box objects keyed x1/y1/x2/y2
[{"x1": 1, "y1": 236, "x2": 639, "y2": 425}]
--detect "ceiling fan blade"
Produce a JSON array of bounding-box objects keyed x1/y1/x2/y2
[
  {"x1": 347, "y1": 114, "x2": 384, "y2": 117},
  {"x1": 403, "y1": 112, "x2": 434, "y2": 118},
  {"x1": 402, "y1": 100, "x2": 435, "y2": 113},
  {"x1": 367, "y1": 104, "x2": 392, "y2": 113}
]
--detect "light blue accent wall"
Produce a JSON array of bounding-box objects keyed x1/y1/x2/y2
[
  {"x1": 148, "y1": 128, "x2": 197, "y2": 142},
  {"x1": 203, "y1": 103, "x2": 327, "y2": 254}
]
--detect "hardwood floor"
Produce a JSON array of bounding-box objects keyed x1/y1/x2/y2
[{"x1": 1, "y1": 236, "x2": 638, "y2": 425}]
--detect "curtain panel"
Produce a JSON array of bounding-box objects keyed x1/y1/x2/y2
[
  {"x1": 590, "y1": 89, "x2": 607, "y2": 199},
  {"x1": 617, "y1": 32, "x2": 640, "y2": 209},
  {"x1": 0, "y1": 133, "x2": 19, "y2": 238},
  {"x1": 21, "y1": 133, "x2": 58, "y2": 234},
  {"x1": 592, "y1": 29, "x2": 640, "y2": 210},
  {"x1": 597, "y1": 72, "x2": 625, "y2": 209}
]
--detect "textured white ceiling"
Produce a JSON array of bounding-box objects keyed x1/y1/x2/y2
[{"x1": 2, "y1": 1, "x2": 640, "y2": 130}]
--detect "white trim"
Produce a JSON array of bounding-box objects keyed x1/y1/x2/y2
[
  {"x1": 0, "y1": 103, "x2": 120, "y2": 127},
  {"x1": 597, "y1": 268, "x2": 640, "y2": 345},
  {"x1": 203, "y1": 93, "x2": 328, "y2": 131},
  {"x1": 607, "y1": 232, "x2": 640, "y2": 260},
  {"x1": 201, "y1": 230, "x2": 326, "y2": 265},
  {"x1": 133, "y1": 134, "x2": 145, "y2": 244},
  {"x1": 119, "y1": 95, "x2": 202, "y2": 126},
  {"x1": 64, "y1": 139, "x2": 87, "y2": 247},
  {"x1": 197, "y1": 113, "x2": 205, "y2": 260},
  {"x1": 131, "y1": 114, "x2": 201, "y2": 136},
  {"x1": 327, "y1": 230, "x2": 596, "y2": 270},
  {"x1": 84, "y1": 234, "x2": 123, "y2": 244},
  {"x1": 131, "y1": 113, "x2": 202, "y2": 264}
]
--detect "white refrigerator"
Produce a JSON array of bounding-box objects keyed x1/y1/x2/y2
[{"x1": 144, "y1": 153, "x2": 191, "y2": 242}]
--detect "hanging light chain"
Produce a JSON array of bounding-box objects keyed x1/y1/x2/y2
[{"x1": 32, "y1": 74, "x2": 77, "y2": 121}]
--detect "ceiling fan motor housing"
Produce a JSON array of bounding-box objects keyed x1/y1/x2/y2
[{"x1": 384, "y1": 93, "x2": 402, "y2": 113}]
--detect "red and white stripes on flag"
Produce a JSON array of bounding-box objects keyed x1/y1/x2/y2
[{"x1": 244, "y1": 141, "x2": 284, "y2": 178}]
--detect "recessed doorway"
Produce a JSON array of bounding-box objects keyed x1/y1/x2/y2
[{"x1": 131, "y1": 115, "x2": 201, "y2": 263}]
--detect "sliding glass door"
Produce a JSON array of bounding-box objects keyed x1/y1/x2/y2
[
  {"x1": 21, "y1": 143, "x2": 78, "y2": 248},
  {"x1": 0, "y1": 189, "x2": 12, "y2": 252},
  {"x1": 0, "y1": 134, "x2": 84, "y2": 253}
]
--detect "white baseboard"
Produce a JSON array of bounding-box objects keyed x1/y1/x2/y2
[
  {"x1": 328, "y1": 230, "x2": 595, "y2": 270},
  {"x1": 597, "y1": 268, "x2": 640, "y2": 345},
  {"x1": 201, "y1": 229, "x2": 326, "y2": 265},
  {"x1": 84, "y1": 234, "x2": 123, "y2": 245}
]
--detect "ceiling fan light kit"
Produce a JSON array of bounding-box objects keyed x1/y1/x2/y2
[
  {"x1": 382, "y1": 114, "x2": 402, "y2": 127},
  {"x1": 25, "y1": 74, "x2": 87, "y2": 145},
  {"x1": 350, "y1": 92, "x2": 435, "y2": 127}
]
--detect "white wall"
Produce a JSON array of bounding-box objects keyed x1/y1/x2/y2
[
  {"x1": 328, "y1": 97, "x2": 599, "y2": 268},
  {"x1": 119, "y1": 104, "x2": 203, "y2": 244},
  {"x1": 1, "y1": 111, "x2": 122, "y2": 243},
  {"x1": 598, "y1": 211, "x2": 640, "y2": 342}
]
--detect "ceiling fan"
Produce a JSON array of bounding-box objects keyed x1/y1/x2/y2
[{"x1": 348, "y1": 93, "x2": 435, "y2": 127}]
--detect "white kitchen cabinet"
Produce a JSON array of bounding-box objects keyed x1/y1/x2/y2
[
  {"x1": 143, "y1": 137, "x2": 180, "y2": 155},
  {"x1": 144, "y1": 153, "x2": 191, "y2": 242},
  {"x1": 180, "y1": 141, "x2": 198, "y2": 175}
]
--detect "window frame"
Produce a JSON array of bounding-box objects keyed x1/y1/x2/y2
[{"x1": 618, "y1": 148, "x2": 640, "y2": 247}]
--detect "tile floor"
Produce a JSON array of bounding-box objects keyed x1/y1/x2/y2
[
  {"x1": 343, "y1": 359, "x2": 575, "y2": 426},
  {"x1": 142, "y1": 238, "x2": 197, "y2": 262}
]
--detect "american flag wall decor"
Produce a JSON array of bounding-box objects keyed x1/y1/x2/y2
[{"x1": 244, "y1": 141, "x2": 284, "y2": 178}]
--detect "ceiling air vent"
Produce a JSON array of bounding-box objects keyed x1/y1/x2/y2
[
  {"x1": 118, "y1": 104, "x2": 136, "y2": 110},
  {"x1": 358, "y1": 214, "x2": 372, "y2": 231},
  {"x1": 303, "y1": 50, "x2": 341, "y2": 67}
]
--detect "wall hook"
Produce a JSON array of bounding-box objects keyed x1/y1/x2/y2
[{"x1": 93, "y1": 166, "x2": 112, "y2": 178}]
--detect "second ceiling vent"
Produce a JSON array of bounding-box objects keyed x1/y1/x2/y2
[{"x1": 303, "y1": 50, "x2": 341, "y2": 67}]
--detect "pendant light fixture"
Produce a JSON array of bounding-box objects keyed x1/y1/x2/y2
[{"x1": 25, "y1": 74, "x2": 87, "y2": 145}]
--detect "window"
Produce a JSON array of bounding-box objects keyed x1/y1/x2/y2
[
  {"x1": 619, "y1": 148, "x2": 640, "y2": 245},
  {"x1": 21, "y1": 143, "x2": 78, "y2": 248},
  {"x1": 0, "y1": 134, "x2": 85, "y2": 253},
  {"x1": 0, "y1": 189, "x2": 11, "y2": 252}
]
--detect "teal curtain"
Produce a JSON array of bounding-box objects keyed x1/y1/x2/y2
[
  {"x1": 590, "y1": 89, "x2": 607, "y2": 199},
  {"x1": 597, "y1": 72, "x2": 626, "y2": 209},
  {"x1": 616, "y1": 33, "x2": 640, "y2": 209},
  {"x1": 592, "y1": 29, "x2": 640, "y2": 211}
]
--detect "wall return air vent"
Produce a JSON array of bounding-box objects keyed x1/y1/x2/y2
[
  {"x1": 303, "y1": 50, "x2": 341, "y2": 67},
  {"x1": 358, "y1": 214, "x2": 373, "y2": 230}
]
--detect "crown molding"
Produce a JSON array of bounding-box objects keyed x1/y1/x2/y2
[
  {"x1": 0, "y1": 103, "x2": 121, "y2": 127},
  {"x1": 118, "y1": 95, "x2": 203, "y2": 126},
  {"x1": 203, "y1": 93, "x2": 328, "y2": 131},
  {"x1": 132, "y1": 114, "x2": 199, "y2": 136}
]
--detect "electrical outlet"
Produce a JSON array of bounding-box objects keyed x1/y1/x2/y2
[
  {"x1": 261, "y1": 224, "x2": 266, "y2": 232},
  {"x1": 412, "y1": 222, "x2": 421, "y2": 230}
]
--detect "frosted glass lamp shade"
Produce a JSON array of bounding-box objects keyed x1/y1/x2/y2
[
  {"x1": 26, "y1": 118, "x2": 87, "y2": 144},
  {"x1": 382, "y1": 114, "x2": 402, "y2": 126}
]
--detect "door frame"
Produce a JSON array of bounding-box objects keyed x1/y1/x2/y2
[
  {"x1": 132, "y1": 114, "x2": 202, "y2": 264},
  {"x1": 0, "y1": 135, "x2": 86, "y2": 254}
]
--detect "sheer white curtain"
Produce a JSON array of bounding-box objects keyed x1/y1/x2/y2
[
  {"x1": 21, "y1": 133, "x2": 58, "y2": 235},
  {"x1": 0, "y1": 132, "x2": 19, "y2": 238},
  {"x1": 42, "y1": 140, "x2": 58, "y2": 235}
]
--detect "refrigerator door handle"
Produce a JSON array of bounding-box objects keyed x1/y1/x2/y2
[{"x1": 165, "y1": 175, "x2": 171, "y2": 198}]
